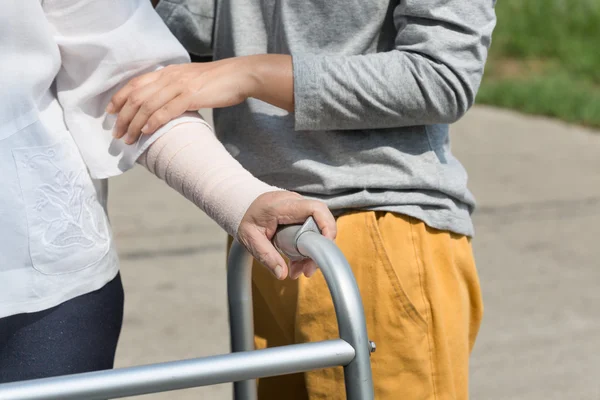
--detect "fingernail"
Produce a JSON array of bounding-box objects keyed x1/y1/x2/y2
[
  {"x1": 273, "y1": 265, "x2": 284, "y2": 280},
  {"x1": 141, "y1": 123, "x2": 150, "y2": 133},
  {"x1": 105, "y1": 102, "x2": 115, "y2": 114}
]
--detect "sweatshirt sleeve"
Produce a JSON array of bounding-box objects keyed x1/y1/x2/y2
[{"x1": 293, "y1": 0, "x2": 497, "y2": 131}]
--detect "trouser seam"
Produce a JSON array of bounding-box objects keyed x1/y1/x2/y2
[{"x1": 409, "y1": 220, "x2": 439, "y2": 400}]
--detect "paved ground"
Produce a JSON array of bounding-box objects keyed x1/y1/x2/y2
[{"x1": 108, "y1": 106, "x2": 600, "y2": 399}]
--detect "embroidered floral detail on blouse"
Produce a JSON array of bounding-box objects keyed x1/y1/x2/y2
[{"x1": 19, "y1": 146, "x2": 109, "y2": 251}]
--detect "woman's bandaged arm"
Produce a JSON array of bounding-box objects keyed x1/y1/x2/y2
[{"x1": 137, "y1": 121, "x2": 278, "y2": 237}]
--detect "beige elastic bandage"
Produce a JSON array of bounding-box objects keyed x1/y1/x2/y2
[{"x1": 138, "y1": 121, "x2": 277, "y2": 237}]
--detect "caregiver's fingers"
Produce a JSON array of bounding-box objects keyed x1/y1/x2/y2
[
  {"x1": 107, "y1": 70, "x2": 163, "y2": 114},
  {"x1": 122, "y1": 85, "x2": 185, "y2": 144},
  {"x1": 138, "y1": 93, "x2": 194, "y2": 137},
  {"x1": 113, "y1": 80, "x2": 172, "y2": 141}
]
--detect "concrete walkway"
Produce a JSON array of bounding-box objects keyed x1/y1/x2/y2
[{"x1": 108, "y1": 106, "x2": 600, "y2": 399}]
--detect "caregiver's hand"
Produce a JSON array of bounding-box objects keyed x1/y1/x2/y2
[
  {"x1": 107, "y1": 55, "x2": 293, "y2": 144},
  {"x1": 238, "y1": 191, "x2": 336, "y2": 281}
]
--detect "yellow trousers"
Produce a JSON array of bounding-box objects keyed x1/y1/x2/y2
[{"x1": 237, "y1": 211, "x2": 483, "y2": 399}]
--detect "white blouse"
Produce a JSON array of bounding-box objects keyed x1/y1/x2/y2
[{"x1": 0, "y1": 0, "x2": 201, "y2": 318}]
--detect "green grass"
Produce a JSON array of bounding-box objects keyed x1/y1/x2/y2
[{"x1": 478, "y1": 0, "x2": 600, "y2": 127}]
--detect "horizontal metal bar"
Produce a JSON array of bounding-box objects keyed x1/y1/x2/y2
[{"x1": 0, "y1": 340, "x2": 354, "y2": 400}]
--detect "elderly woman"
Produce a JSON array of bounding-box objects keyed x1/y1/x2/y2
[{"x1": 0, "y1": 0, "x2": 335, "y2": 382}]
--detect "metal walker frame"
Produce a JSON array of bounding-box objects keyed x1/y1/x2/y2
[{"x1": 0, "y1": 218, "x2": 375, "y2": 399}]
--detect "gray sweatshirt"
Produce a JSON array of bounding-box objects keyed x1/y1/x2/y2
[{"x1": 156, "y1": 0, "x2": 496, "y2": 236}]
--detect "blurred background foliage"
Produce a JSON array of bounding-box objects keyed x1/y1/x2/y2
[{"x1": 478, "y1": 0, "x2": 600, "y2": 127}]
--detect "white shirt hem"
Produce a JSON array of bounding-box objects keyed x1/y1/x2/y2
[{"x1": 0, "y1": 262, "x2": 120, "y2": 319}]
